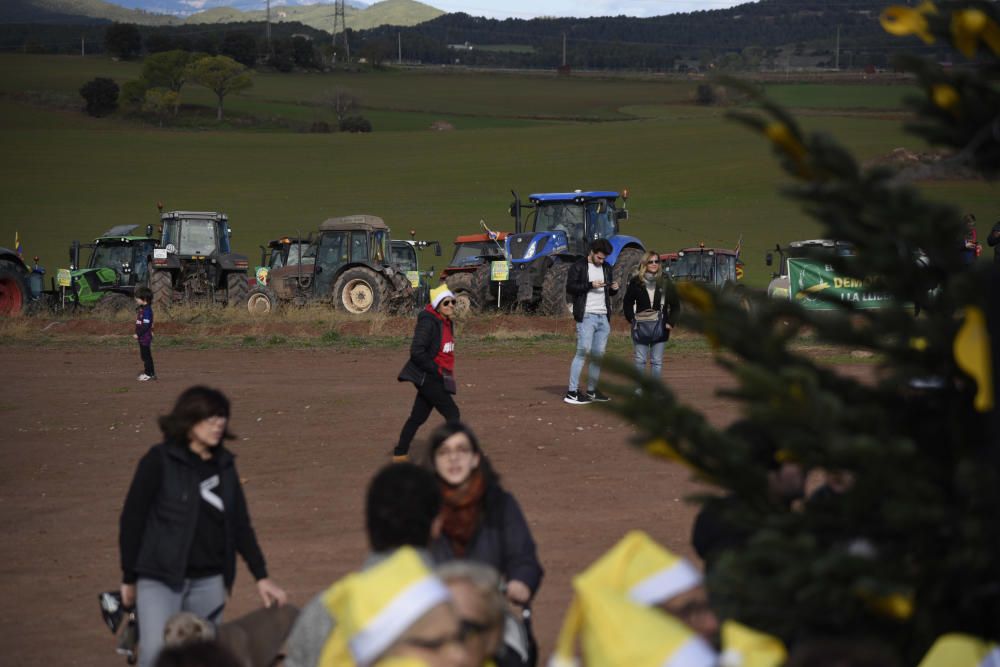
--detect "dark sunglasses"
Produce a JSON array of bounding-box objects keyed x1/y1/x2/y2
[
  {"x1": 647, "y1": 259, "x2": 661, "y2": 264},
  {"x1": 440, "y1": 299, "x2": 456, "y2": 307}
]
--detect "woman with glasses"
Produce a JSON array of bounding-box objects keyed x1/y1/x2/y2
[
  {"x1": 623, "y1": 250, "x2": 680, "y2": 379},
  {"x1": 427, "y1": 422, "x2": 543, "y2": 667},
  {"x1": 395, "y1": 284, "x2": 461, "y2": 462},
  {"x1": 118, "y1": 386, "x2": 288, "y2": 667}
]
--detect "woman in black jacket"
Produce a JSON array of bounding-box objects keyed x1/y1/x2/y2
[
  {"x1": 395, "y1": 284, "x2": 460, "y2": 462},
  {"x1": 622, "y1": 250, "x2": 680, "y2": 379},
  {"x1": 119, "y1": 386, "x2": 287, "y2": 667},
  {"x1": 427, "y1": 421, "x2": 543, "y2": 666}
]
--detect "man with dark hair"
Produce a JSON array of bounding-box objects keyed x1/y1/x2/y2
[
  {"x1": 564, "y1": 238, "x2": 619, "y2": 405},
  {"x1": 284, "y1": 464, "x2": 443, "y2": 667}
]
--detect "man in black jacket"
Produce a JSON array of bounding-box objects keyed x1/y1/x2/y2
[
  {"x1": 988, "y1": 218, "x2": 1000, "y2": 264},
  {"x1": 564, "y1": 239, "x2": 619, "y2": 405}
]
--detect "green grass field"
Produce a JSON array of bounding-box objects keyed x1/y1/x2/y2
[{"x1": 0, "y1": 54, "x2": 995, "y2": 289}]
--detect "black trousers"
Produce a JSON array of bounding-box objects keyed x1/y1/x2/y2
[
  {"x1": 395, "y1": 377, "x2": 459, "y2": 455},
  {"x1": 139, "y1": 344, "x2": 155, "y2": 376}
]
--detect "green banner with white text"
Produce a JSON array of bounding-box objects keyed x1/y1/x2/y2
[{"x1": 787, "y1": 258, "x2": 894, "y2": 310}]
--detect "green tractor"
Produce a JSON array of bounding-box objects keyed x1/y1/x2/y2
[
  {"x1": 246, "y1": 215, "x2": 414, "y2": 316},
  {"x1": 149, "y1": 208, "x2": 250, "y2": 309},
  {"x1": 59, "y1": 225, "x2": 159, "y2": 311}
]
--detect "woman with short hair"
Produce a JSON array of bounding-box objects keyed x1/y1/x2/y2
[{"x1": 119, "y1": 386, "x2": 287, "y2": 667}]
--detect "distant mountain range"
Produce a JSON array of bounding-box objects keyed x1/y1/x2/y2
[{"x1": 0, "y1": 0, "x2": 445, "y2": 30}]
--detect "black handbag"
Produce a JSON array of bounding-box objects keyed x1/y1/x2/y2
[{"x1": 631, "y1": 309, "x2": 669, "y2": 345}]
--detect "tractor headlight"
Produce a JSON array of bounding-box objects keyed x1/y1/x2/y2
[
  {"x1": 525, "y1": 240, "x2": 538, "y2": 259},
  {"x1": 165, "y1": 244, "x2": 177, "y2": 254}
]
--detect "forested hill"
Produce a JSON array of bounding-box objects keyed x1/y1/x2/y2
[
  {"x1": 359, "y1": 0, "x2": 912, "y2": 69},
  {"x1": 404, "y1": 0, "x2": 886, "y2": 49}
]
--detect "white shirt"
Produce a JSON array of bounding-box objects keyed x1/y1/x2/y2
[{"x1": 585, "y1": 262, "x2": 607, "y2": 315}]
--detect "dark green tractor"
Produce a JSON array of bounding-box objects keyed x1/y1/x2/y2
[
  {"x1": 149, "y1": 209, "x2": 250, "y2": 309},
  {"x1": 60, "y1": 225, "x2": 158, "y2": 311}
]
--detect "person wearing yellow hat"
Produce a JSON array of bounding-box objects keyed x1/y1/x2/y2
[
  {"x1": 395, "y1": 284, "x2": 460, "y2": 462},
  {"x1": 318, "y1": 547, "x2": 468, "y2": 667},
  {"x1": 550, "y1": 571, "x2": 716, "y2": 667},
  {"x1": 562, "y1": 530, "x2": 718, "y2": 645},
  {"x1": 917, "y1": 633, "x2": 1000, "y2": 667}
]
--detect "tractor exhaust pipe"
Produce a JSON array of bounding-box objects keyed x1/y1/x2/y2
[{"x1": 510, "y1": 190, "x2": 522, "y2": 235}]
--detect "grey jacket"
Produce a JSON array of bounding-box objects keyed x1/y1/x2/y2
[{"x1": 283, "y1": 549, "x2": 432, "y2": 667}]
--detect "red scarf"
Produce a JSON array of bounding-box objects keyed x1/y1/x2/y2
[
  {"x1": 425, "y1": 304, "x2": 455, "y2": 374},
  {"x1": 440, "y1": 468, "x2": 486, "y2": 557}
]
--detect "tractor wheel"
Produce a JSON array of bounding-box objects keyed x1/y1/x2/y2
[
  {"x1": 540, "y1": 261, "x2": 572, "y2": 317},
  {"x1": 247, "y1": 286, "x2": 279, "y2": 315},
  {"x1": 226, "y1": 273, "x2": 249, "y2": 308},
  {"x1": 95, "y1": 292, "x2": 133, "y2": 315},
  {"x1": 471, "y1": 262, "x2": 494, "y2": 309},
  {"x1": 446, "y1": 272, "x2": 479, "y2": 316},
  {"x1": 150, "y1": 270, "x2": 173, "y2": 310},
  {"x1": 612, "y1": 247, "x2": 644, "y2": 311},
  {"x1": 0, "y1": 261, "x2": 29, "y2": 317},
  {"x1": 333, "y1": 267, "x2": 386, "y2": 315}
]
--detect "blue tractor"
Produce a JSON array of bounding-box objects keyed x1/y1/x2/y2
[{"x1": 479, "y1": 189, "x2": 645, "y2": 315}]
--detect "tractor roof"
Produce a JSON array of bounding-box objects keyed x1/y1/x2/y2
[
  {"x1": 95, "y1": 225, "x2": 155, "y2": 241},
  {"x1": 529, "y1": 191, "x2": 620, "y2": 203},
  {"x1": 455, "y1": 233, "x2": 508, "y2": 243},
  {"x1": 319, "y1": 214, "x2": 388, "y2": 232},
  {"x1": 160, "y1": 211, "x2": 228, "y2": 222},
  {"x1": 267, "y1": 237, "x2": 310, "y2": 247},
  {"x1": 678, "y1": 246, "x2": 739, "y2": 256}
]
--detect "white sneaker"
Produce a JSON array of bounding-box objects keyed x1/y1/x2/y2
[{"x1": 138, "y1": 374, "x2": 152, "y2": 382}]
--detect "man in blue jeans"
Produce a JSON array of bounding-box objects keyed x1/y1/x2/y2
[{"x1": 564, "y1": 238, "x2": 619, "y2": 405}]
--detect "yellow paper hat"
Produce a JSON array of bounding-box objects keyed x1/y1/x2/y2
[
  {"x1": 430, "y1": 284, "x2": 455, "y2": 309},
  {"x1": 918, "y1": 634, "x2": 1000, "y2": 667},
  {"x1": 719, "y1": 621, "x2": 787, "y2": 667},
  {"x1": 576, "y1": 530, "x2": 703, "y2": 606},
  {"x1": 550, "y1": 586, "x2": 716, "y2": 667},
  {"x1": 319, "y1": 547, "x2": 451, "y2": 667}
]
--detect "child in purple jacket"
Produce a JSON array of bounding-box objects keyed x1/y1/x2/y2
[{"x1": 134, "y1": 286, "x2": 156, "y2": 381}]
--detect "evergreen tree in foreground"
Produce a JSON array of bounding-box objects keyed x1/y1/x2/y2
[{"x1": 605, "y1": 2, "x2": 1000, "y2": 662}]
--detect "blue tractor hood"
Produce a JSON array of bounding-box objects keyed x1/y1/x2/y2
[{"x1": 506, "y1": 230, "x2": 570, "y2": 264}]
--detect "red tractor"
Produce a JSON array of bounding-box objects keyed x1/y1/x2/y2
[{"x1": 441, "y1": 230, "x2": 509, "y2": 314}]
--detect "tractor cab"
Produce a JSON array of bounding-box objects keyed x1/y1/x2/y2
[
  {"x1": 64, "y1": 225, "x2": 158, "y2": 307},
  {"x1": 391, "y1": 235, "x2": 442, "y2": 309},
  {"x1": 669, "y1": 245, "x2": 744, "y2": 288},
  {"x1": 159, "y1": 211, "x2": 232, "y2": 258},
  {"x1": 255, "y1": 236, "x2": 316, "y2": 292}
]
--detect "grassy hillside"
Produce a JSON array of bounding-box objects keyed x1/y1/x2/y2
[
  {"x1": 23, "y1": 0, "x2": 180, "y2": 24},
  {"x1": 186, "y1": 0, "x2": 444, "y2": 31},
  {"x1": 0, "y1": 54, "x2": 994, "y2": 290}
]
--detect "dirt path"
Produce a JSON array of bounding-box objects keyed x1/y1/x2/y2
[{"x1": 0, "y1": 344, "x2": 750, "y2": 665}]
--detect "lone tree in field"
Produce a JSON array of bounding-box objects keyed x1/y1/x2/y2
[
  {"x1": 185, "y1": 55, "x2": 253, "y2": 121},
  {"x1": 323, "y1": 87, "x2": 360, "y2": 122},
  {"x1": 79, "y1": 77, "x2": 119, "y2": 117},
  {"x1": 604, "y1": 1, "x2": 1000, "y2": 663}
]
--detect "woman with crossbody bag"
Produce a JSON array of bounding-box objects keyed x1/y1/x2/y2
[{"x1": 623, "y1": 250, "x2": 680, "y2": 378}]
